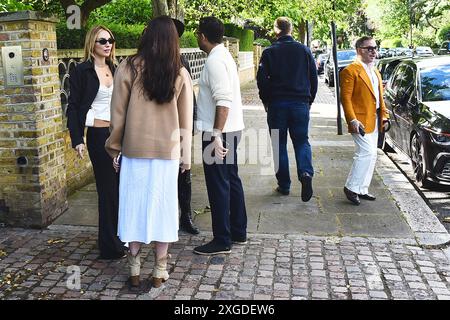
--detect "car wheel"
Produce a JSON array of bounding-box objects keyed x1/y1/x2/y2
[{"x1": 410, "y1": 133, "x2": 433, "y2": 189}]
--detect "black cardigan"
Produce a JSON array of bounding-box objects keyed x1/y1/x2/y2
[{"x1": 66, "y1": 60, "x2": 115, "y2": 148}]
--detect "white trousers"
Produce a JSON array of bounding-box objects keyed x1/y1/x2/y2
[{"x1": 345, "y1": 123, "x2": 378, "y2": 195}]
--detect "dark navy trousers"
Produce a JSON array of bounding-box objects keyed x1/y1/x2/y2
[{"x1": 201, "y1": 131, "x2": 247, "y2": 247}]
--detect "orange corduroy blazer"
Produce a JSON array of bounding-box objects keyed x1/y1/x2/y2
[{"x1": 339, "y1": 61, "x2": 389, "y2": 134}]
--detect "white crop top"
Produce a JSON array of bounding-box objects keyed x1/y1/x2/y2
[{"x1": 85, "y1": 84, "x2": 113, "y2": 126}]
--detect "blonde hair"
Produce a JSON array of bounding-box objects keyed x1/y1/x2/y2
[{"x1": 83, "y1": 25, "x2": 116, "y2": 65}]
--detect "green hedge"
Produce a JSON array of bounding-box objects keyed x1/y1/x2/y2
[
  {"x1": 254, "y1": 38, "x2": 271, "y2": 47},
  {"x1": 57, "y1": 22, "x2": 197, "y2": 49},
  {"x1": 180, "y1": 31, "x2": 198, "y2": 48},
  {"x1": 224, "y1": 23, "x2": 254, "y2": 51},
  {"x1": 56, "y1": 22, "x2": 87, "y2": 49}
]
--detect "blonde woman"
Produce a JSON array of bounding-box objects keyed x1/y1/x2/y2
[
  {"x1": 105, "y1": 16, "x2": 193, "y2": 290},
  {"x1": 66, "y1": 25, "x2": 126, "y2": 259}
]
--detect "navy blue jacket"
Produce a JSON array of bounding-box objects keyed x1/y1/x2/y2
[
  {"x1": 257, "y1": 35, "x2": 318, "y2": 105},
  {"x1": 66, "y1": 60, "x2": 115, "y2": 148}
]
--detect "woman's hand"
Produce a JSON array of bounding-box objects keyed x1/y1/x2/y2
[
  {"x1": 75, "y1": 144, "x2": 85, "y2": 159},
  {"x1": 113, "y1": 153, "x2": 121, "y2": 173},
  {"x1": 180, "y1": 161, "x2": 190, "y2": 174}
]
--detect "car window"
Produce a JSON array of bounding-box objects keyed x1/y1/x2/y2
[
  {"x1": 420, "y1": 64, "x2": 450, "y2": 102},
  {"x1": 336, "y1": 51, "x2": 356, "y2": 61},
  {"x1": 388, "y1": 64, "x2": 411, "y2": 95}
]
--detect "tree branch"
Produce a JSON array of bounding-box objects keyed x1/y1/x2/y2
[
  {"x1": 59, "y1": 0, "x2": 77, "y2": 11},
  {"x1": 80, "y1": 0, "x2": 112, "y2": 14}
]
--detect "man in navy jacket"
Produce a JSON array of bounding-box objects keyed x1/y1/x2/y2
[{"x1": 257, "y1": 16, "x2": 318, "y2": 202}]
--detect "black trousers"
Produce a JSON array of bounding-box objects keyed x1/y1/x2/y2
[
  {"x1": 201, "y1": 131, "x2": 247, "y2": 247},
  {"x1": 86, "y1": 127, "x2": 124, "y2": 258}
]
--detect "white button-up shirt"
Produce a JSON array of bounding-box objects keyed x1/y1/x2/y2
[
  {"x1": 196, "y1": 44, "x2": 245, "y2": 133},
  {"x1": 359, "y1": 60, "x2": 380, "y2": 110}
]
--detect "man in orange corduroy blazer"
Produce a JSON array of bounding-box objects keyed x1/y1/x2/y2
[{"x1": 340, "y1": 36, "x2": 389, "y2": 205}]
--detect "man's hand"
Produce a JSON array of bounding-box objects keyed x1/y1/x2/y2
[
  {"x1": 350, "y1": 119, "x2": 365, "y2": 133},
  {"x1": 382, "y1": 118, "x2": 391, "y2": 132},
  {"x1": 75, "y1": 144, "x2": 85, "y2": 159},
  {"x1": 212, "y1": 136, "x2": 229, "y2": 160}
]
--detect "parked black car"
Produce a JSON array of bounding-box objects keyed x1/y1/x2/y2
[
  {"x1": 376, "y1": 57, "x2": 406, "y2": 88},
  {"x1": 382, "y1": 56, "x2": 450, "y2": 188},
  {"x1": 324, "y1": 49, "x2": 356, "y2": 87}
]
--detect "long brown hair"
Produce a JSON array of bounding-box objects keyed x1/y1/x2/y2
[
  {"x1": 83, "y1": 25, "x2": 116, "y2": 65},
  {"x1": 127, "y1": 16, "x2": 181, "y2": 104}
]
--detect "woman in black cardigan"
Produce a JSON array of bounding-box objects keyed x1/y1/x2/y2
[{"x1": 66, "y1": 25, "x2": 125, "y2": 260}]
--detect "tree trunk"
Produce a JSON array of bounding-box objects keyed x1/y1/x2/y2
[
  {"x1": 153, "y1": 0, "x2": 184, "y2": 21},
  {"x1": 153, "y1": 0, "x2": 169, "y2": 17},
  {"x1": 298, "y1": 20, "x2": 306, "y2": 44},
  {"x1": 307, "y1": 20, "x2": 313, "y2": 48}
]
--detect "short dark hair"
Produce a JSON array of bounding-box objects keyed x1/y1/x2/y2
[
  {"x1": 355, "y1": 36, "x2": 374, "y2": 48},
  {"x1": 274, "y1": 17, "x2": 292, "y2": 36},
  {"x1": 198, "y1": 16, "x2": 224, "y2": 44}
]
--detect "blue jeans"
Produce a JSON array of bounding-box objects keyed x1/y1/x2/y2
[{"x1": 267, "y1": 101, "x2": 313, "y2": 191}]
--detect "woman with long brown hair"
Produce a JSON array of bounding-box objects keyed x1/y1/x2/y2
[
  {"x1": 66, "y1": 25, "x2": 125, "y2": 260},
  {"x1": 105, "y1": 16, "x2": 193, "y2": 290}
]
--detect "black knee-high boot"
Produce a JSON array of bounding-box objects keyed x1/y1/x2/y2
[{"x1": 178, "y1": 169, "x2": 199, "y2": 235}]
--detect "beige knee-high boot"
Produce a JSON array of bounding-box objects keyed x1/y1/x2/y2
[
  {"x1": 152, "y1": 252, "x2": 170, "y2": 288},
  {"x1": 127, "y1": 250, "x2": 141, "y2": 288}
]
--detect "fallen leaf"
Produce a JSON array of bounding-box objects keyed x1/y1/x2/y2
[{"x1": 47, "y1": 239, "x2": 65, "y2": 244}]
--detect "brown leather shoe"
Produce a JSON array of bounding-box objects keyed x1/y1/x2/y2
[
  {"x1": 129, "y1": 275, "x2": 140, "y2": 288},
  {"x1": 358, "y1": 193, "x2": 376, "y2": 201},
  {"x1": 344, "y1": 187, "x2": 360, "y2": 205}
]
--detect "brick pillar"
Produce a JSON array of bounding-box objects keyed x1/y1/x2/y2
[
  {"x1": 223, "y1": 36, "x2": 240, "y2": 68},
  {"x1": 0, "y1": 11, "x2": 67, "y2": 228}
]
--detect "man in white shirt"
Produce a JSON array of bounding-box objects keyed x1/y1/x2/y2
[
  {"x1": 193, "y1": 16, "x2": 247, "y2": 255},
  {"x1": 340, "y1": 36, "x2": 390, "y2": 205}
]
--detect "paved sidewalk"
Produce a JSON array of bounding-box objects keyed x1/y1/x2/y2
[{"x1": 1, "y1": 80, "x2": 450, "y2": 300}]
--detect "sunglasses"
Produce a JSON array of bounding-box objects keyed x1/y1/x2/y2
[
  {"x1": 359, "y1": 46, "x2": 377, "y2": 52},
  {"x1": 95, "y1": 38, "x2": 115, "y2": 45}
]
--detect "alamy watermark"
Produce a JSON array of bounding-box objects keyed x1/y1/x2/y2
[
  {"x1": 66, "y1": 265, "x2": 81, "y2": 290},
  {"x1": 66, "y1": 5, "x2": 81, "y2": 30}
]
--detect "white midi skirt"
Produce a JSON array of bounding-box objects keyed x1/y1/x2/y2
[{"x1": 118, "y1": 156, "x2": 179, "y2": 244}]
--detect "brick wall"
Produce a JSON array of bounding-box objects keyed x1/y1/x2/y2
[{"x1": 0, "y1": 11, "x2": 68, "y2": 227}]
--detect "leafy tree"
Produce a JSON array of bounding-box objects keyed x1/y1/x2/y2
[
  {"x1": 366, "y1": 0, "x2": 450, "y2": 47},
  {"x1": 0, "y1": 0, "x2": 33, "y2": 12},
  {"x1": 91, "y1": 0, "x2": 152, "y2": 25}
]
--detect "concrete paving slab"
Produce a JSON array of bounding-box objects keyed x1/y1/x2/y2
[
  {"x1": 257, "y1": 211, "x2": 339, "y2": 235},
  {"x1": 337, "y1": 212, "x2": 414, "y2": 238}
]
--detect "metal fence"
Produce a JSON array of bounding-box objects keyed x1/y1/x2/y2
[{"x1": 57, "y1": 48, "x2": 207, "y2": 115}]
